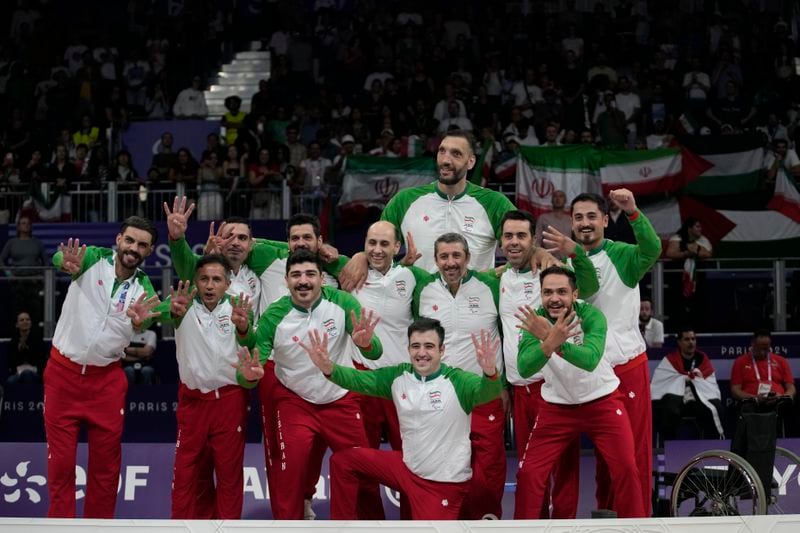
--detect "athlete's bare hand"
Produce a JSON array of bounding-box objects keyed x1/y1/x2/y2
[
  {"x1": 542, "y1": 225, "x2": 578, "y2": 258},
  {"x1": 609, "y1": 188, "x2": 637, "y2": 216},
  {"x1": 350, "y1": 309, "x2": 381, "y2": 349},
  {"x1": 127, "y1": 293, "x2": 161, "y2": 329},
  {"x1": 531, "y1": 246, "x2": 559, "y2": 273},
  {"x1": 319, "y1": 243, "x2": 339, "y2": 263},
  {"x1": 233, "y1": 346, "x2": 264, "y2": 381},
  {"x1": 471, "y1": 329, "x2": 499, "y2": 377},
  {"x1": 170, "y1": 280, "x2": 196, "y2": 317},
  {"x1": 231, "y1": 292, "x2": 252, "y2": 333},
  {"x1": 545, "y1": 308, "x2": 581, "y2": 348},
  {"x1": 58, "y1": 238, "x2": 86, "y2": 274},
  {"x1": 339, "y1": 252, "x2": 368, "y2": 291},
  {"x1": 400, "y1": 232, "x2": 422, "y2": 266},
  {"x1": 515, "y1": 304, "x2": 551, "y2": 341},
  {"x1": 298, "y1": 329, "x2": 333, "y2": 375},
  {"x1": 163, "y1": 196, "x2": 195, "y2": 241}
]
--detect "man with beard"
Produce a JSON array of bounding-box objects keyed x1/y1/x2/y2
[
  {"x1": 45, "y1": 217, "x2": 163, "y2": 518},
  {"x1": 236, "y1": 250, "x2": 384, "y2": 519},
  {"x1": 498, "y1": 210, "x2": 598, "y2": 518},
  {"x1": 544, "y1": 189, "x2": 661, "y2": 516},
  {"x1": 338, "y1": 130, "x2": 516, "y2": 290},
  {"x1": 514, "y1": 266, "x2": 644, "y2": 518},
  {"x1": 411, "y1": 232, "x2": 505, "y2": 519}
]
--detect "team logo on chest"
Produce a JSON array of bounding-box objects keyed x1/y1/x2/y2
[
  {"x1": 217, "y1": 314, "x2": 232, "y2": 335},
  {"x1": 323, "y1": 318, "x2": 339, "y2": 338},
  {"x1": 248, "y1": 277, "x2": 257, "y2": 291},
  {"x1": 468, "y1": 296, "x2": 480, "y2": 314},
  {"x1": 522, "y1": 281, "x2": 535, "y2": 300},
  {"x1": 428, "y1": 390, "x2": 443, "y2": 410},
  {"x1": 395, "y1": 280, "x2": 407, "y2": 297},
  {"x1": 463, "y1": 216, "x2": 475, "y2": 233}
]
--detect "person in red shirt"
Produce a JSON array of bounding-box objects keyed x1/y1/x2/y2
[{"x1": 730, "y1": 330, "x2": 796, "y2": 401}]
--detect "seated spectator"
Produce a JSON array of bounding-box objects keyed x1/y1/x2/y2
[
  {"x1": 731, "y1": 330, "x2": 796, "y2": 404},
  {"x1": 651, "y1": 327, "x2": 725, "y2": 440},
  {"x1": 150, "y1": 132, "x2": 178, "y2": 185},
  {"x1": 765, "y1": 138, "x2": 800, "y2": 182},
  {"x1": 197, "y1": 150, "x2": 223, "y2": 221},
  {"x1": 222, "y1": 96, "x2": 246, "y2": 146},
  {"x1": 596, "y1": 91, "x2": 628, "y2": 147},
  {"x1": 503, "y1": 106, "x2": 539, "y2": 146},
  {"x1": 123, "y1": 328, "x2": 157, "y2": 385},
  {"x1": 248, "y1": 147, "x2": 283, "y2": 220},
  {"x1": 534, "y1": 189, "x2": 571, "y2": 253},
  {"x1": 299, "y1": 142, "x2": 332, "y2": 213},
  {"x1": 510, "y1": 68, "x2": 544, "y2": 120},
  {"x1": 169, "y1": 148, "x2": 199, "y2": 190},
  {"x1": 639, "y1": 298, "x2": 664, "y2": 349},
  {"x1": 72, "y1": 114, "x2": 100, "y2": 150},
  {"x1": 433, "y1": 82, "x2": 467, "y2": 123},
  {"x1": 6, "y1": 311, "x2": 46, "y2": 385},
  {"x1": 111, "y1": 150, "x2": 144, "y2": 218},
  {"x1": 145, "y1": 83, "x2": 170, "y2": 119},
  {"x1": 173, "y1": 75, "x2": 208, "y2": 118},
  {"x1": 758, "y1": 113, "x2": 790, "y2": 145},
  {"x1": 706, "y1": 81, "x2": 756, "y2": 133},
  {"x1": 666, "y1": 217, "x2": 712, "y2": 261},
  {"x1": 285, "y1": 124, "x2": 307, "y2": 169},
  {"x1": 437, "y1": 100, "x2": 474, "y2": 134}
]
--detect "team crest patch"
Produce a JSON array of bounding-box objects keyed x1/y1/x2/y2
[
  {"x1": 463, "y1": 216, "x2": 475, "y2": 232},
  {"x1": 523, "y1": 281, "x2": 534, "y2": 299},
  {"x1": 395, "y1": 280, "x2": 407, "y2": 297},
  {"x1": 217, "y1": 315, "x2": 232, "y2": 334},
  {"x1": 468, "y1": 296, "x2": 480, "y2": 314},
  {"x1": 323, "y1": 318, "x2": 339, "y2": 338},
  {"x1": 428, "y1": 390, "x2": 443, "y2": 410},
  {"x1": 248, "y1": 277, "x2": 257, "y2": 291}
]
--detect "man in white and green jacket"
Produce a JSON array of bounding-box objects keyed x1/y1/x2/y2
[
  {"x1": 302, "y1": 317, "x2": 502, "y2": 519},
  {"x1": 236, "y1": 249, "x2": 384, "y2": 520}
]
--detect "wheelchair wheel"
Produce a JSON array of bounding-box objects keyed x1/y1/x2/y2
[
  {"x1": 768, "y1": 447, "x2": 800, "y2": 514},
  {"x1": 670, "y1": 449, "x2": 767, "y2": 516}
]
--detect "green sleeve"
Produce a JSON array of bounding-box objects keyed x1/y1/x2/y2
[
  {"x1": 254, "y1": 238, "x2": 290, "y2": 251},
  {"x1": 570, "y1": 245, "x2": 599, "y2": 298},
  {"x1": 329, "y1": 363, "x2": 408, "y2": 400},
  {"x1": 246, "y1": 240, "x2": 289, "y2": 276},
  {"x1": 448, "y1": 366, "x2": 504, "y2": 414},
  {"x1": 518, "y1": 329, "x2": 550, "y2": 377},
  {"x1": 472, "y1": 270, "x2": 501, "y2": 309},
  {"x1": 605, "y1": 210, "x2": 662, "y2": 287},
  {"x1": 334, "y1": 287, "x2": 383, "y2": 359},
  {"x1": 408, "y1": 265, "x2": 434, "y2": 286},
  {"x1": 380, "y1": 184, "x2": 435, "y2": 247},
  {"x1": 559, "y1": 301, "x2": 607, "y2": 371},
  {"x1": 52, "y1": 246, "x2": 112, "y2": 278},
  {"x1": 168, "y1": 237, "x2": 201, "y2": 282},
  {"x1": 411, "y1": 274, "x2": 437, "y2": 320},
  {"x1": 324, "y1": 255, "x2": 350, "y2": 278},
  {"x1": 469, "y1": 185, "x2": 516, "y2": 240},
  {"x1": 234, "y1": 297, "x2": 292, "y2": 387}
]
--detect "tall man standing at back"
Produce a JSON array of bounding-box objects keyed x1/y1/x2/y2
[
  {"x1": 45, "y1": 217, "x2": 162, "y2": 518},
  {"x1": 546, "y1": 189, "x2": 661, "y2": 515}
]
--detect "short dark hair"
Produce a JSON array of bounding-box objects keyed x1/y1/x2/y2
[
  {"x1": 441, "y1": 129, "x2": 477, "y2": 155},
  {"x1": 224, "y1": 216, "x2": 252, "y2": 235},
  {"x1": 753, "y1": 329, "x2": 771, "y2": 341},
  {"x1": 434, "y1": 232, "x2": 470, "y2": 257},
  {"x1": 285, "y1": 249, "x2": 323, "y2": 275},
  {"x1": 676, "y1": 325, "x2": 695, "y2": 340},
  {"x1": 195, "y1": 254, "x2": 232, "y2": 278},
  {"x1": 571, "y1": 192, "x2": 608, "y2": 214},
  {"x1": 500, "y1": 210, "x2": 536, "y2": 236},
  {"x1": 287, "y1": 213, "x2": 321, "y2": 239},
  {"x1": 408, "y1": 317, "x2": 445, "y2": 346},
  {"x1": 120, "y1": 216, "x2": 158, "y2": 245},
  {"x1": 539, "y1": 265, "x2": 577, "y2": 289}
]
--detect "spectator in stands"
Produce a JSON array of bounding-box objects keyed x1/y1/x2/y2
[
  {"x1": 731, "y1": 330, "x2": 796, "y2": 402},
  {"x1": 666, "y1": 218, "x2": 712, "y2": 261},
  {"x1": 438, "y1": 100, "x2": 474, "y2": 134},
  {"x1": 145, "y1": 83, "x2": 170, "y2": 119},
  {"x1": 682, "y1": 56, "x2": 711, "y2": 112},
  {"x1": 534, "y1": 190, "x2": 571, "y2": 254},
  {"x1": 222, "y1": 96, "x2": 246, "y2": 146},
  {"x1": 150, "y1": 132, "x2": 178, "y2": 186},
  {"x1": 122, "y1": 327, "x2": 157, "y2": 385},
  {"x1": 299, "y1": 142, "x2": 332, "y2": 214},
  {"x1": 1, "y1": 214, "x2": 47, "y2": 316},
  {"x1": 169, "y1": 148, "x2": 199, "y2": 192},
  {"x1": 285, "y1": 123, "x2": 307, "y2": 169},
  {"x1": 639, "y1": 298, "x2": 664, "y2": 349},
  {"x1": 596, "y1": 91, "x2": 628, "y2": 147},
  {"x1": 614, "y1": 77, "x2": 642, "y2": 147},
  {"x1": 433, "y1": 82, "x2": 467, "y2": 123},
  {"x1": 197, "y1": 150, "x2": 223, "y2": 221},
  {"x1": 124, "y1": 51, "x2": 151, "y2": 113},
  {"x1": 511, "y1": 68, "x2": 544, "y2": 120},
  {"x1": 6, "y1": 310, "x2": 46, "y2": 385},
  {"x1": 172, "y1": 75, "x2": 208, "y2": 118},
  {"x1": 111, "y1": 150, "x2": 144, "y2": 218},
  {"x1": 248, "y1": 147, "x2": 283, "y2": 220},
  {"x1": 706, "y1": 81, "x2": 756, "y2": 133},
  {"x1": 646, "y1": 120, "x2": 670, "y2": 149},
  {"x1": 651, "y1": 326, "x2": 725, "y2": 441},
  {"x1": 503, "y1": 106, "x2": 539, "y2": 146},
  {"x1": 765, "y1": 138, "x2": 800, "y2": 183},
  {"x1": 72, "y1": 114, "x2": 100, "y2": 150},
  {"x1": 222, "y1": 144, "x2": 242, "y2": 197}
]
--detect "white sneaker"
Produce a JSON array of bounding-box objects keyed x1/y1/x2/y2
[{"x1": 304, "y1": 499, "x2": 316, "y2": 520}]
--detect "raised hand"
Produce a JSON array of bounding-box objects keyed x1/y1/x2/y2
[
  {"x1": 339, "y1": 252, "x2": 369, "y2": 291},
  {"x1": 170, "y1": 280, "x2": 196, "y2": 317},
  {"x1": 319, "y1": 243, "x2": 340, "y2": 263},
  {"x1": 231, "y1": 292, "x2": 252, "y2": 333},
  {"x1": 531, "y1": 247, "x2": 560, "y2": 273},
  {"x1": 350, "y1": 308, "x2": 381, "y2": 349},
  {"x1": 471, "y1": 329, "x2": 500, "y2": 377},
  {"x1": 58, "y1": 238, "x2": 86, "y2": 274},
  {"x1": 204, "y1": 221, "x2": 236, "y2": 254},
  {"x1": 298, "y1": 329, "x2": 333, "y2": 375},
  {"x1": 233, "y1": 346, "x2": 264, "y2": 382},
  {"x1": 515, "y1": 304, "x2": 551, "y2": 341},
  {"x1": 609, "y1": 188, "x2": 637, "y2": 216},
  {"x1": 163, "y1": 196, "x2": 195, "y2": 241},
  {"x1": 127, "y1": 293, "x2": 162, "y2": 329},
  {"x1": 400, "y1": 232, "x2": 422, "y2": 266},
  {"x1": 545, "y1": 308, "x2": 581, "y2": 349},
  {"x1": 542, "y1": 225, "x2": 578, "y2": 258}
]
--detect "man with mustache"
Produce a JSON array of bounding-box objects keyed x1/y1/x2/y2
[
  {"x1": 543, "y1": 189, "x2": 661, "y2": 516},
  {"x1": 514, "y1": 266, "x2": 643, "y2": 518},
  {"x1": 337, "y1": 130, "x2": 517, "y2": 290},
  {"x1": 45, "y1": 216, "x2": 163, "y2": 518},
  {"x1": 236, "y1": 249, "x2": 384, "y2": 519}
]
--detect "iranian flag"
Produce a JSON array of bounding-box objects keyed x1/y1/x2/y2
[
  {"x1": 680, "y1": 134, "x2": 766, "y2": 195},
  {"x1": 599, "y1": 146, "x2": 712, "y2": 196},
  {"x1": 339, "y1": 155, "x2": 435, "y2": 220},
  {"x1": 767, "y1": 170, "x2": 800, "y2": 223}
]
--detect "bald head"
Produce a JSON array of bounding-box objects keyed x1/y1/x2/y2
[{"x1": 365, "y1": 221, "x2": 401, "y2": 273}]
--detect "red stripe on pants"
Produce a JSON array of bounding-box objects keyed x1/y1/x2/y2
[
  {"x1": 458, "y1": 397, "x2": 506, "y2": 519},
  {"x1": 595, "y1": 353, "x2": 652, "y2": 516},
  {"x1": 270, "y1": 381, "x2": 383, "y2": 519},
  {"x1": 44, "y1": 347, "x2": 127, "y2": 518},
  {"x1": 515, "y1": 391, "x2": 645, "y2": 519},
  {"x1": 171, "y1": 384, "x2": 249, "y2": 519},
  {"x1": 330, "y1": 448, "x2": 469, "y2": 519},
  {"x1": 514, "y1": 382, "x2": 580, "y2": 518}
]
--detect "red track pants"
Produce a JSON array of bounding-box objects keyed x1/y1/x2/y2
[
  {"x1": 44, "y1": 347, "x2": 127, "y2": 518},
  {"x1": 171, "y1": 384, "x2": 249, "y2": 519},
  {"x1": 514, "y1": 382, "x2": 580, "y2": 518},
  {"x1": 595, "y1": 353, "x2": 652, "y2": 516},
  {"x1": 269, "y1": 381, "x2": 383, "y2": 519},
  {"x1": 515, "y1": 391, "x2": 645, "y2": 519},
  {"x1": 459, "y1": 397, "x2": 506, "y2": 519},
  {"x1": 330, "y1": 448, "x2": 469, "y2": 519}
]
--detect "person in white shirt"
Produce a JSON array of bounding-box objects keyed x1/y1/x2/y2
[
  {"x1": 665, "y1": 218, "x2": 712, "y2": 261},
  {"x1": 639, "y1": 298, "x2": 664, "y2": 348},
  {"x1": 510, "y1": 68, "x2": 544, "y2": 120},
  {"x1": 172, "y1": 76, "x2": 208, "y2": 118},
  {"x1": 122, "y1": 328, "x2": 157, "y2": 385},
  {"x1": 765, "y1": 138, "x2": 800, "y2": 182},
  {"x1": 299, "y1": 142, "x2": 333, "y2": 214},
  {"x1": 438, "y1": 100, "x2": 474, "y2": 134},
  {"x1": 614, "y1": 77, "x2": 642, "y2": 147},
  {"x1": 433, "y1": 82, "x2": 468, "y2": 123}
]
